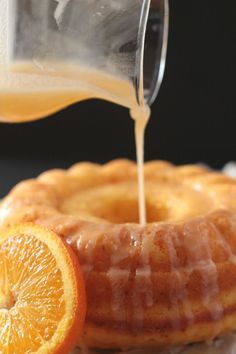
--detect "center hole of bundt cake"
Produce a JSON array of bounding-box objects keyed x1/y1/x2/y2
[
  {"x1": 61, "y1": 187, "x2": 167, "y2": 223},
  {"x1": 61, "y1": 182, "x2": 212, "y2": 224},
  {"x1": 80, "y1": 198, "x2": 162, "y2": 223},
  {"x1": 96, "y1": 199, "x2": 166, "y2": 223}
]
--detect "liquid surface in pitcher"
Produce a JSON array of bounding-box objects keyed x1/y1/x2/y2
[
  {"x1": 0, "y1": 62, "x2": 138, "y2": 123},
  {"x1": 0, "y1": 62, "x2": 150, "y2": 224}
]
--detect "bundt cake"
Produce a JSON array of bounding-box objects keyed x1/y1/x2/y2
[{"x1": 1, "y1": 160, "x2": 236, "y2": 349}]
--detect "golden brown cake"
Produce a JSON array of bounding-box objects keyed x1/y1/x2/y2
[{"x1": 1, "y1": 160, "x2": 236, "y2": 349}]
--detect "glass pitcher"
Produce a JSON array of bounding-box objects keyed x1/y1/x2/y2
[{"x1": 0, "y1": 0, "x2": 169, "y2": 122}]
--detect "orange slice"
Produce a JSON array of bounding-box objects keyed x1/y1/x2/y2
[{"x1": 0, "y1": 223, "x2": 86, "y2": 354}]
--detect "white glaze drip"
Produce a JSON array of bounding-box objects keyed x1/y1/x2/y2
[
  {"x1": 107, "y1": 268, "x2": 129, "y2": 323},
  {"x1": 139, "y1": 229, "x2": 154, "y2": 308},
  {"x1": 212, "y1": 219, "x2": 236, "y2": 264},
  {"x1": 182, "y1": 220, "x2": 223, "y2": 327},
  {"x1": 165, "y1": 228, "x2": 194, "y2": 329},
  {"x1": 67, "y1": 223, "x2": 107, "y2": 280},
  {"x1": 130, "y1": 228, "x2": 145, "y2": 331},
  {"x1": 107, "y1": 226, "x2": 130, "y2": 325},
  {"x1": 130, "y1": 227, "x2": 155, "y2": 331}
]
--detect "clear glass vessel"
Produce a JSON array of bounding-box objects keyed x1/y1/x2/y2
[{"x1": 0, "y1": 0, "x2": 169, "y2": 122}]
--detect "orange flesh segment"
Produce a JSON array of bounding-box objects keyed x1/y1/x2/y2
[{"x1": 0, "y1": 223, "x2": 86, "y2": 354}]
